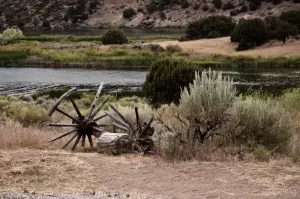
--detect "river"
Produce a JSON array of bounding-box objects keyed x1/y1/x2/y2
[{"x1": 1, "y1": 67, "x2": 300, "y2": 96}]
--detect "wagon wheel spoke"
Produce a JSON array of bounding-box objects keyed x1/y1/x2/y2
[
  {"x1": 109, "y1": 104, "x2": 134, "y2": 130},
  {"x1": 61, "y1": 132, "x2": 79, "y2": 150},
  {"x1": 71, "y1": 133, "x2": 82, "y2": 151},
  {"x1": 92, "y1": 126, "x2": 103, "y2": 132},
  {"x1": 87, "y1": 82, "x2": 104, "y2": 118},
  {"x1": 91, "y1": 95, "x2": 110, "y2": 119},
  {"x1": 56, "y1": 108, "x2": 80, "y2": 123},
  {"x1": 105, "y1": 111, "x2": 130, "y2": 129},
  {"x1": 49, "y1": 128, "x2": 77, "y2": 143},
  {"x1": 135, "y1": 107, "x2": 142, "y2": 137},
  {"x1": 87, "y1": 134, "x2": 93, "y2": 147},
  {"x1": 47, "y1": 123, "x2": 79, "y2": 127},
  {"x1": 94, "y1": 113, "x2": 107, "y2": 122},
  {"x1": 69, "y1": 96, "x2": 83, "y2": 118},
  {"x1": 48, "y1": 88, "x2": 77, "y2": 117},
  {"x1": 82, "y1": 134, "x2": 86, "y2": 147},
  {"x1": 112, "y1": 122, "x2": 129, "y2": 132}
]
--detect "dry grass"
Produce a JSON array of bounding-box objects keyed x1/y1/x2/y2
[
  {"x1": 0, "y1": 121, "x2": 66, "y2": 150},
  {"x1": 156, "y1": 37, "x2": 300, "y2": 58}
]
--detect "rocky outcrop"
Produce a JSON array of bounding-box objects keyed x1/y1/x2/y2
[{"x1": 0, "y1": 0, "x2": 300, "y2": 30}]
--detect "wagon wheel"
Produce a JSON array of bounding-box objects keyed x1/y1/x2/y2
[
  {"x1": 105, "y1": 104, "x2": 154, "y2": 154},
  {"x1": 47, "y1": 82, "x2": 110, "y2": 151}
]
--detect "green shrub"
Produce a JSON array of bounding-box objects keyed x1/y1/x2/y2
[
  {"x1": 249, "y1": 0, "x2": 261, "y2": 11},
  {"x1": 123, "y1": 8, "x2": 137, "y2": 18},
  {"x1": 239, "y1": 5, "x2": 248, "y2": 13},
  {"x1": 236, "y1": 39, "x2": 254, "y2": 51},
  {"x1": 4, "y1": 102, "x2": 51, "y2": 127},
  {"x1": 207, "y1": 31, "x2": 221, "y2": 38},
  {"x1": 146, "y1": 1, "x2": 157, "y2": 13},
  {"x1": 213, "y1": 0, "x2": 222, "y2": 9},
  {"x1": 230, "y1": 10, "x2": 238, "y2": 16},
  {"x1": 143, "y1": 59, "x2": 200, "y2": 106},
  {"x1": 223, "y1": 2, "x2": 235, "y2": 10},
  {"x1": 253, "y1": 146, "x2": 271, "y2": 162},
  {"x1": 166, "y1": 45, "x2": 182, "y2": 53},
  {"x1": 193, "y1": 4, "x2": 200, "y2": 10},
  {"x1": 280, "y1": 10, "x2": 300, "y2": 32},
  {"x1": 280, "y1": 88, "x2": 300, "y2": 109},
  {"x1": 272, "y1": 0, "x2": 282, "y2": 4},
  {"x1": 202, "y1": 4, "x2": 209, "y2": 11},
  {"x1": 275, "y1": 21, "x2": 298, "y2": 43},
  {"x1": 159, "y1": 11, "x2": 167, "y2": 20},
  {"x1": 231, "y1": 18, "x2": 269, "y2": 46},
  {"x1": 185, "y1": 16, "x2": 236, "y2": 40},
  {"x1": 0, "y1": 28, "x2": 24, "y2": 45},
  {"x1": 102, "y1": 29, "x2": 128, "y2": 45},
  {"x1": 180, "y1": 69, "x2": 236, "y2": 143},
  {"x1": 229, "y1": 97, "x2": 292, "y2": 152}
]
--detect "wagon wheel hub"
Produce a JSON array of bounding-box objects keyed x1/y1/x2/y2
[{"x1": 47, "y1": 82, "x2": 109, "y2": 151}]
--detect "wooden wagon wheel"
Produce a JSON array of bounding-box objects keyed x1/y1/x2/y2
[
  {"x1": 105, "y1": 104, "x2": 155, "y2": 154},
  {"x1": 47, "y1": 82, "x2": 110, "y2": 151}
]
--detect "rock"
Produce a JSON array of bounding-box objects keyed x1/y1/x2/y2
[{"x1": 96, "y1": 132, "x2": 133, "y2": 155}]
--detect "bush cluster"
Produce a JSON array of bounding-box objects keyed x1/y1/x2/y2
[
  {"x1": 143, "y1": 59, "x2": 201, "y2": 106},
  {"x1": 65, "y1": 0, "x2": 98, "y2": 24},
  {"x1": 0, "y1": 28, "x2": 23, "y2": 45},
  {"x1": 185, "y1": 16, "x2": 236, "y2": 40},
  {"x1": 102, "y1": 29, "x2": 128, "y2": 45},
  {"x1": 123, "y1": 8, "x2": 137, "y2": 18}
]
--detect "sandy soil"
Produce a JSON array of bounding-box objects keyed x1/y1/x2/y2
[
  {"x1": 156, "y1": 37, "x2": 300, "y2": 58},
  {"x1": 1, "y1": 150, "x2": 300, "y2": 199}
]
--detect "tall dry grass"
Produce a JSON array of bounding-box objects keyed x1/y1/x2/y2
[{"x1": 0, "y1": 121, "x2": 65, "y2": 150}]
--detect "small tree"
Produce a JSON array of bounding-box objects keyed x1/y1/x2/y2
[
  {"x1": 0, "y1": 28, "x2": 24, "y2": 45},
  {"x1": 185, "y1": 16, "x2": 236, "y2": 40},
  {"x1": 276, "y1": 21, "x2": 298, "y2": 44},
  {"x1": 143, "y1": 59, "x2": 199, "y2": 106},
  {"x1": 102, "y1": 29, "x2": 128, "y2": 45},
  {"x1": 179, "y1": 69, "x2": 236, "y2": 143},
  {"x1": 280, "y1": 10, "x2": 300, "y2": 32},
  {"x1": 213, "y1": 0, "x2": 222, "y2": 9},
  {"x1": 123, "y1": 8, "x2": 137, "y2": 18}
]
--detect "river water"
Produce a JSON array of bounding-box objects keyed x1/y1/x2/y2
[{"x1": 1, "y1": 67, "x2": 300, "y2": 96}]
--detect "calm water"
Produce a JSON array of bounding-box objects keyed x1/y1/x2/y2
[{"x1": 1, "y1": 67, "x2": 300, "y2": 96}]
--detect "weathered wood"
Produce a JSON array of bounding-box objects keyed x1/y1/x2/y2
[
  {"x1": 49, "y1": 128, "x2": 77, "y2": 143},
  {"x1": 61, "y1": 132, "x2": 79, "y2": 149},
  {"x1": 71, "y1": 134, "x2": 82, "y2": 151},
  {"x1": 135, "y1": 107, "x2": 142, "y2": 133},
  {"x1": 140, "y1": 118, "x2": 154, "y2": 138},
  {"x1": 47, "y1": 123, "x2": 79, "y2": 127},
  {"x1": 109, "y1": 104, "x2": 134, "y2": 130},
  {"x1": 87, "y1": 82, "x2": 103, "y2": 118},
  {"x1": 69, "y1": 96, "x2": 83, "y2": 118},
  {"x1": 91, "y1": 95, "x2": 110, "y2": 119},
  {"x1": 112, "y1": 122, "x2": 129, "y2": 132},
  {"x1": 87, "y1": 134, "x2": 93, "y2": 147},
  {"x1": 56, "y1": 108, "x2": 80, "y2": 123},
  {"x1": 48, "y1": 87, "x2": 77, "y2": 117},
  {"x1": 94, "y1": 113, "x2": 107, "y2": 122},
  {"x1": 105, "y1": 111, "x2": 130, "y2": 129},
  {"x1": 82, "y1": 134, "x2": 86, "y2": 147}
]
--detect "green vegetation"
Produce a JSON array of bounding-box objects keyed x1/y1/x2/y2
[
  {"x1": 102, "y1": 29, "x2": 128, "y2": 45},
  {"x1": 143, "y1": 59, "x2": 202, "y2": 106},
  {"x1": 0, "y1": 28, "x2": 24, "y2": 45},
  {"x1": 184, "y1": 16, "x2": 235, "y2": 40},
  {"x1": 280, "y1": 10, "x2": 300, "y2": 32},
  {"x1": 123, "y1": 8, "x2": 137, "y2": 18}
]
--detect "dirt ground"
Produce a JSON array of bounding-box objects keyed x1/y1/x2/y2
[
  {"x1": 1, "y1": 150, "x2": 300, "y2": 199},
  {"x1": 156, "y1": 37, "x2": 300, "y2": 58}
]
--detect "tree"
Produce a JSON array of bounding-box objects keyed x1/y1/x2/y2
[
  {"x1": 280, "y1": 10, "x2": 300, "y2": 32},
  {"x1": 102, "y1": 29, "x2": 128, "y2": 45},
  {"x1": 143, "y1": 59, "x2": 200, "y2": 106},
  {"x1": 276, "y1": 21, "x2": 298, "y2": 43},
  {"x1": 185, "y1": 16, "x2": 236, "y2": 40},
  {"x1": 231, "y1": 18, "x2": 269, "y2": 46},
  {"x1": 213, "y1": 0, "x2": 222, "y2": 9},
  {"x1": 123, "y1": 8, "x2": 137, "y2": 18}
]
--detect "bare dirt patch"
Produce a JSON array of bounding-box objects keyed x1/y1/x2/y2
[
  {"x1": 156, "y1": 37, "x2": 300, "y2": 58},
  {"x1": 1, "y1": 150, "x2": 300, "y2": 198}
]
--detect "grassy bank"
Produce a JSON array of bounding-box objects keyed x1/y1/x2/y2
[{"x1": 0, "y1": 35, "x2": 300, "y2": 69}]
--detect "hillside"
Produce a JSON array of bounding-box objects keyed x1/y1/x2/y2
[{"x1": 0, "y1": 0, "x2": 300, "y2": 30}]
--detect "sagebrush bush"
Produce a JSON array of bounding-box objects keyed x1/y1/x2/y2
[
  {"x1": 102, "y1": 29, "x2": 128, "y2": 45},
  {"x1": 180, "y1": 69, "x2": 236, "y2": 143},
  {"x1": 0, "y1": 28, "x2": 24, "y2": 45},
  {"x1": 228, "y1": 97, "x2": 292, "y2": 152},
  {"x1": 280, "y1": 88, "x2": 300, "y2": 109},
  {"x1": 253, "y1": 146, "x2": 271, "y2": 162},
  {"x1": 165, "y1": 45, "x2": 182, "y2": 53},
  {"x1": 4, "y1": 101, "x2": 51, "y2": 127}
]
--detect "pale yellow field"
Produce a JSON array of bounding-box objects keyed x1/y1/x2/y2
[{"x1": 156, "y1": 37, "x2": 300, "y2": 58}]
